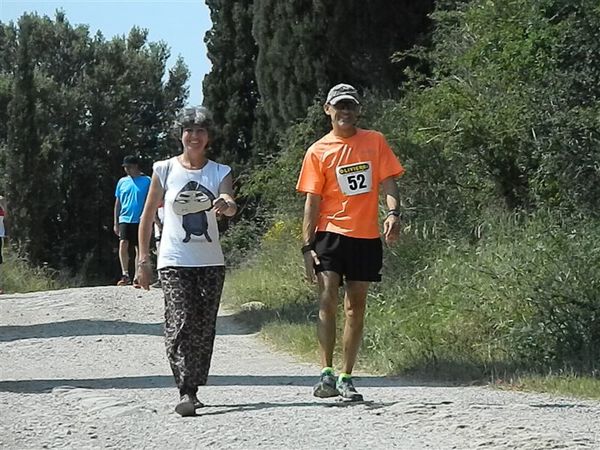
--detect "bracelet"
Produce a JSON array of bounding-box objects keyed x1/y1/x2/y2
[
  {"x1": 385, "y1": 210, "x2": 401, "y2": 219},
  {"x1": 301, "y1": 243, "x2": 313, "y2": 254}
]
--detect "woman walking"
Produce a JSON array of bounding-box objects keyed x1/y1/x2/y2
[{"x1": 137, "y1": 106, "x2": 237, "y2": 416}]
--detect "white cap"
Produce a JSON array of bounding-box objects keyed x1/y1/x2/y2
[{"x1": 326, "y1": 83, "x2": 360, "y2": 105}]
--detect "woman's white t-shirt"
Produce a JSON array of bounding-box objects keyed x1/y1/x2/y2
[{"x1": 153, "y1": 157, "x2": 231, "y2": 269}]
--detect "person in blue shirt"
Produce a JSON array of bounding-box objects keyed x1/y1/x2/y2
[{"x1": 113, "y1": 155, "x2": 151, "y2": 286}]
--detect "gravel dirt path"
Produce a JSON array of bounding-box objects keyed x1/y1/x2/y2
[{"x1": 1, "y1": 286, "x2": 599, "y2": 449}]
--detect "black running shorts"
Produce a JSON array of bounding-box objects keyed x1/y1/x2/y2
[
  {"x1": 118, "y1": 223, "x2": 140, "y2": 245},
  {"x1": 313, "y1": 231, "x2": 383, "y2": 282}
]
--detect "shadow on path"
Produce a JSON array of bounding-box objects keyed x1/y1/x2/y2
[
  {"x1": 0, "y1": 320, "x2": 163, "y2": 341},
  {"x1": 0, "y1": 314, "x2": 252, "y2": 342},
  {"x1": 196, "y1": 400, "x2": 399, "y2": 416},
  {"x1": 0, "y1": 374, "x2": 442, "y2": 393}
]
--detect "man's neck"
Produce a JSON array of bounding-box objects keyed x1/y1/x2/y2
[{"x1": 332, "y1": 126, "x2": 358, "y2": 138}]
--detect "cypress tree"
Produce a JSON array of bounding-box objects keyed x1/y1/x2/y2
[
  {"x1": 5, "y1": 14, "x2": 49, "y2": 264},
  {"x1": 203, "y1": 0, "x2": 259, "y2": 168},
  {"x1": 252, "y1": 0, "x2": 434, "y2": 133}
]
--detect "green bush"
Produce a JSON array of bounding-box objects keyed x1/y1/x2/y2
[
  {"x1": 225, "y1": 219, "x2": 314, "y2": 313},
  {"x1": 0, "y1": 243, "x2": 64, "y2": 293},
  {"x1": 226, "y1": 210, "x2": 600, "y2": 379},
  {"x1": 360, "y1": 210, "x2": 600, "y2": 377}
]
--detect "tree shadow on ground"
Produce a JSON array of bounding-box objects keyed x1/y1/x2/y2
[
  {"x1": 228, "y1": 301, "x2": 317, "y2": 332},
  {"x1": 0, "y1": 313, "x2": 258, "y2": 342},
  {"x1": 0, "y1": 320, "x2": 164, "y2": 341},
  {"x1": 196, "y1": 399, "x2": 399, "y2": 416},
  {"x1": 0, "y1": 374, "x2": 458, "y2": 393}
]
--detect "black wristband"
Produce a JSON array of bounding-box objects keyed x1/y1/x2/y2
[
  {"x1": 386, "y1": 210, "x2": 401, "y2": 218},
  {"x1": 301, "y1": 244, "x2": 313, "y2": 254}
]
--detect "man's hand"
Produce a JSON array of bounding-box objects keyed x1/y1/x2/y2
[
  {"x1": 383, "y1": 215, "x2": 400, "y2": 245},
  {"x1": 303, "y1": 250, "x2": 320, "y2": 283},
  {"x1": 113, "y1": 223, "x2": 119, "y2": 237}
]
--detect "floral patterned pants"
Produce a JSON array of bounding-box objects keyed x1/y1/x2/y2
[{"x1": 159, "y1": 266, "x2": 225, "y2": 395}]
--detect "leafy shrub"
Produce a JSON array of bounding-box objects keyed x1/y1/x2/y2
[
  {"x1": 0, "y1": 243, "x2": 64, "y2": 293},
  {"x1": 361, "y1": 210, "x2": 600, "y2": 377}
]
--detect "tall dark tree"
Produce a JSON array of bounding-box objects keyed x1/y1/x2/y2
[
  {"x1": 203, "y1": 0, "x2": 259, "y2": 168},
  {"x1": 5, "y1": 14, "x2": 48, "y2": 263},
  {"x1": 252, "y1": 0, "x2": 434, "y2": 131},
  {"x1": 1, "y1": 12, "x2": 188, "y2": 280},
  {"x1": 252, "y1": 1, "x2": 328, "y2": 131},
  {"x1": 0, "y1": 22, "x2": 18, "y2": 190}
]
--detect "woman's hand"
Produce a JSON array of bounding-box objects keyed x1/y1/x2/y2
[
  {"x1": 137, "y1": 259, "x2": 153, "y2": 291},
  {"x1": 213, "y1": 197, "x2": 234, "y2": 217}
]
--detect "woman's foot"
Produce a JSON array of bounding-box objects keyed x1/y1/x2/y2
[
  {"x1": 174, "y1": 394, "x2": 197, "y2": 417},
  {"x1": 190, "y1": 393, "x2": 204, "y2": 409}
]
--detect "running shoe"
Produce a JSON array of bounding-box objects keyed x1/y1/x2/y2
[
  {"x1": 313, "y1": 370, "x2": 339, "y2": 398},
  {"x1": 336, "y1": 375, "x2": 363, "y2": 401},
  {"x1": 116, "y1": 275, "x2": 130, "y2": 286}
]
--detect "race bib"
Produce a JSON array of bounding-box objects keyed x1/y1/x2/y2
[{"x1": 336, "y1": 161, "x2": 372, "y2": 196}]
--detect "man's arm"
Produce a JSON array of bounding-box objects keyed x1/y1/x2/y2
[
  {"x1": 381, "y1": 176, "x2": 400, "y2": 244},
  {"x1": 301, "y1": 193, "x2": 321, "y2": 283},
  {"x1": 0, "y1": 196, "x2": 7, "y2": 236},
  {"x1": 113, "y1": 198, "x2": 121, "y2": 236},
  {"x1": 302, "y1": 193, "x2": 321, "y2": 246}
]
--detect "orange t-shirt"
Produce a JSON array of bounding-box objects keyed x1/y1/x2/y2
[{"x1": 296, "y1": 129, "x2": 404, "y2": 239}]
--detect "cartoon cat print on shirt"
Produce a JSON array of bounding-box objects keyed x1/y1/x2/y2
[{"x1": 173, "y1": 181, "x2": 216, "y2": 243}]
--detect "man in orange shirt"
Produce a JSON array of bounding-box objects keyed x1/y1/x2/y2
[{"x1": 297, "y1": 83, "x2": 404, "y2": 401}]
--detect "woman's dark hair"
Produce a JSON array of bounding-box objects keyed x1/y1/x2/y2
[{"x1": 172, "y1": 106, "x2": 214, "y2": 140}]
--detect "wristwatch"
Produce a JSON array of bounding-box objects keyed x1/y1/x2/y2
[
  {"x1": 385, "y1": 210, "x2": 401, "y2": 218},
  {"x1": 301, "y1": 243, "x2": 313, "y2": 254}
]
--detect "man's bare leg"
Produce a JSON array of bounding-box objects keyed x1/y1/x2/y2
[
  {"x1": 118, "y1": 240, "x2": 129, "y2": 280},
  {"x1": 317, "y1": 271, "x2": 341, "y2": 368},
  {"x1": 133, "y1": 245, "x2": 140, "y2": 281},
  {"x1": 313, "y1": 270, "x2": 342, "y2": 398},
  {"x1": 341, "y1": 280, "x2": 369, "y2": 374},
  {"x1": 337, "y1": 280, "x2": 369, "y2": 401}
]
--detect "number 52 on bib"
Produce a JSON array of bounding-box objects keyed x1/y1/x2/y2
[{"x1": 336, "y1": 162, "x2": 373, "y2": 196}]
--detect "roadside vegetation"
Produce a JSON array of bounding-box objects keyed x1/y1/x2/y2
[
  {"x1": 223, "y1": 0, "x2": 600, "y2": 399},
  {"x1": 0, "y1": 244, "x2": 65, "y2": 294}
]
